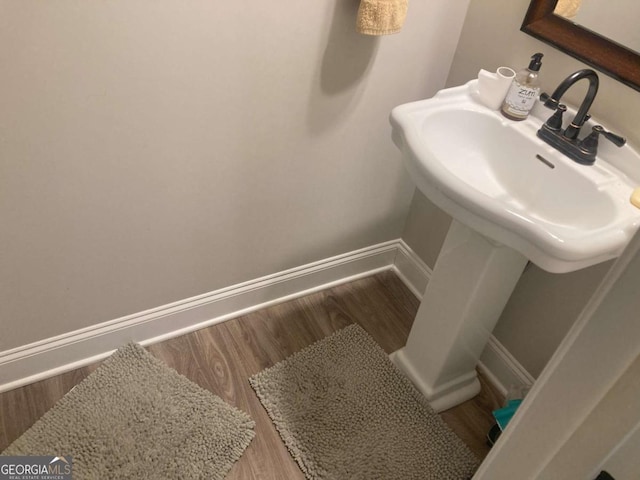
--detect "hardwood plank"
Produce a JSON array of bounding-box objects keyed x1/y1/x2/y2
[
  {"x1": 0, "y1": 366, "x2": 92, "y2": 451},
  {"x1": 440, "y1": 370, "x2": 504, "y2": 459},
  {"x1": 203, "y1": 322, "x2": 304, "y2": 480},
  {"x1": 0, "y1": 270, "x2": 503, "y2": 476}
]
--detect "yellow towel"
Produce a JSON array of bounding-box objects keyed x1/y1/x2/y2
[
  {"x1": 554, "y1": 0, "x2": 582, "y2": 19},
  {"x1": 356, "y1": 0, "x2": 409, "y2": 36}
]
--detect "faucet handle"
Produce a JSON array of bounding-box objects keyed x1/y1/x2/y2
[
  {"x1": 581, "y1": 125, "x2": 626, "y2": 156},
  {"x1": 595, "y1": 125, "x2": 626, "y2": 147},
  {"x1": 545, "y1": 104, "x2": 567, "y2": 131}
]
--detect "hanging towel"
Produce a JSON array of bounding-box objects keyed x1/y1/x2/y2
[
  {"x1": 356, "y1": 0, "x2": 409, "y2": 36},
  {"x1": 554, "y1": 0, "x2": 582, "y2": 19}
]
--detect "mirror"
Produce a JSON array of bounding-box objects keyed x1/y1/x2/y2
[
  {"x1": 553, "y1": 0, "x2": 640, "y2": 54},
  {"x1": 521, "y1": 0, "x2": 640, "y2": 92}
]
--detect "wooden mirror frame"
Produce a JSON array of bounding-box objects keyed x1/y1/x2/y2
[{"x1": 521, "y1": 0, "x2": 640, "y2": 92}]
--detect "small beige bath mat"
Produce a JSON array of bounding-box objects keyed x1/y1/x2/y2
[
  {"x1": 1, "y1": 344, "x2": 255, "y2": 480},
  {"x1": 250, "y1": 324, "x2": 479, "y2": 479}
]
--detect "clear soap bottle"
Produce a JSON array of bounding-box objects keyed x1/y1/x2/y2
[{"x1": 501, "y1": 53, "x2": 544, "y2": 121}]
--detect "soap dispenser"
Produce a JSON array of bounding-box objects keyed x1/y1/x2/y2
[{"x1": 501, "y1": 53, "x2": 544, "y2": 121}]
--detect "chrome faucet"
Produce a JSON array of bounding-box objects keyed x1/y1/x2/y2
[{"x1": 537, "y1": 69, "x2": 625, "y2": 165}]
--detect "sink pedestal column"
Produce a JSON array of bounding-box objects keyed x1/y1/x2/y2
[{"x1": 391, "y1": 220, "x2": 527, "y2": 412}]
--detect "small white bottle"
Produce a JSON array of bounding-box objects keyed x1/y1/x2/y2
[{"x1": 501, "y1": 53, "x2": 544, "y2": 121}]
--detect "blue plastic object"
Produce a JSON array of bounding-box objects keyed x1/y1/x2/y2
[{"x1": 492, "y1": 399, "x2": 523, "y2": 431}]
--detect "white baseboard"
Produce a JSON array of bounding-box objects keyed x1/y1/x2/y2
[
  {"x1": 392, "y1": 241, "x2": 535, "y2": 396},
  {"x1": 477, "y1": 337, "x2": 536, "y2": 396},
  {"x1": 392, "y1": 241, "x2": 431, "y2": 298},
  {"x1": 0, "y1": 238, "x2": 534, "y2": 395},
  {"x1": 0, "y1": 241, "x2": 399, "y2": 393}
]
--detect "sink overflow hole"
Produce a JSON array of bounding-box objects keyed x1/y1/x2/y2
[{"x1": 536, "y1": 154, "x2": 555, "y2": 169}]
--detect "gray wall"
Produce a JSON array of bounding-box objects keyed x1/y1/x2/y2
[
  {"x1": 0, "y1": 0, "x2": 471, "y2": 351},
  {"x1": 403, "y1": 0, "x2": 640, "y2": 377}
]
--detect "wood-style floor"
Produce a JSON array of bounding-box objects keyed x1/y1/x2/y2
[{"x1": 0, "y1": 271, "x2": 503, "y2": 478}]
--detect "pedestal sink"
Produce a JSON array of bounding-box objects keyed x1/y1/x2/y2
[{"x1": 390, "y1": 81, "x2": 640, "y2": 412}]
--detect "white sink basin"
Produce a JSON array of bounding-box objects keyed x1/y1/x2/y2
[{"x1": 391, "y1": 81, "x2": 640, "y2": 273}]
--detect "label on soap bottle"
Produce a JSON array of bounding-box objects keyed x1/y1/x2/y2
[{"x1": 502, "y1": 81, "x2": 539, "y2": 117}]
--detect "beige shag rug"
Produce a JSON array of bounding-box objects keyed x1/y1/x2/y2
[
  {"x1": 250, "y1": 324, "x2": 479, "y2": 479},
  {"x1": 2, "y1": 344, "x2": 255, "y2": 479}
]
